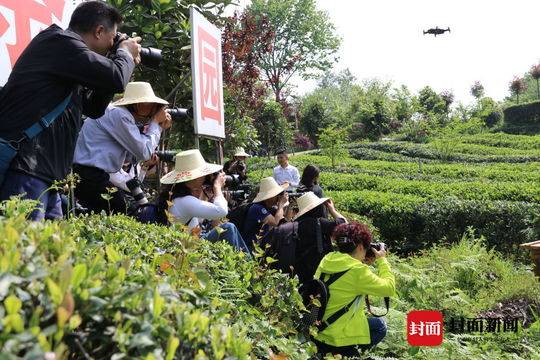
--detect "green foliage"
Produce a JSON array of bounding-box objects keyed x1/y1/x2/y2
[
  {"x1": 471, "y1": 97, "x2": 503, "y2": 128},
  {"x1": 248, "y1": 0, "x2": 341, "y2": 101},
  {"x1": 318, "y1": 125, "x2": 349, "y2": 168},
  {"x1": 330, "y1": 190, "x2": 538, "y2": 256},
  {"x1": 417, "y1": 86, "x2": 447, "y2": 124},
  {"x1": 223, "y1": 91, "x2": 261, "y2": 154},
  {"x1": 254, "y1": 101, "x2": 293, "y2": 155},
  {"x1": 0, "y1": 199, "x2": 312, "y2": 358},
  {"x1": 503, "y1": 100, "x2": 540, "y2": 134}
]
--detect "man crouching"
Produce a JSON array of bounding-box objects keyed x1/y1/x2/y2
[{"x1": 73, "y1": 82, "x2": 171, "y2": 215}]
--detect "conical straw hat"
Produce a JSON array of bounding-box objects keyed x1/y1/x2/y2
[
  {"x1": 160, "y1": 149, "x2": 222, "y2": 184},
  {"x1": 253, "y1": 177, "x2": 288, "y2": 203}
]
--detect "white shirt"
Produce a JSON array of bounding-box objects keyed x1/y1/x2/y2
[
  {"x1": 273, "y1": 164, "x2": 300, "y2": 187},
  {"x1": 168, "y1": 194, "x2": 228, "y2": 230}
]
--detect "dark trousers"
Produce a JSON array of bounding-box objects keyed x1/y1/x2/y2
[
  {"x1": 0, "y1": 170, "x2": 63, "y2": 220},
  {"x1": 73, "y1": 164, "x2": 133, "y2": 215},
  {"x1": 313, "y1": 317, "x2": 387, "y2": 357}
]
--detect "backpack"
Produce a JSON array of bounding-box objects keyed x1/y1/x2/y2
[
  {"x1": 265, "y1": 218, "x2": 325, "y2": 281},
  {"x1": 298, "y1": 270, "x2": 391, "y2": 335},
  {"x1": 298, "y1": 270, "x2": 359, "y2": 334},
  {"x1": 227, "y1": 202, "x2": 253, "y2": 234}
]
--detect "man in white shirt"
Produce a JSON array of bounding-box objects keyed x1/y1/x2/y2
[{"x1": 272, "y1": 149, "x2": 300, "y2": 187}]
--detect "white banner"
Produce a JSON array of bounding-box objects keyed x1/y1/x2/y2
[
  {"x1": 0, "y1": 0, "x2": 81, "y2": 86},
  {"x1": 190, "y1": 7, "x2": 225, "y2": 139}
]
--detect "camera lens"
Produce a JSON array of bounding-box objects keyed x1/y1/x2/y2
[
  {"x1": 167, "y1": 107, "x2": 193, "y2": 121},
  {"x1": 140, "y1": 47, "x2": 162, "y2": 69},
  {"x1": 126, "y1": 178, "x2": 148, "y2": 206}
]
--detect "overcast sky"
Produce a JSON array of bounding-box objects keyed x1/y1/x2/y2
[{"x1": 228, "y1": 0, "x2": 540, "y2": 105}]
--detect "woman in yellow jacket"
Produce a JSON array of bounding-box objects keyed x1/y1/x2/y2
[{"x1": 313, "y1": 222, "x2": 396, "y2": 357}]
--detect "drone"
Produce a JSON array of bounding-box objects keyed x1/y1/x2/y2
[{"x1": 423, "y1": 26, "x2": 451, "y2": 36}]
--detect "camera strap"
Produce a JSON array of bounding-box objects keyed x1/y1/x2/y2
[
  {"x1": 0, "y1": 92, "x2": 72, "y2": 186},
  {"x1": 365, "y1": 295, "x2": 390, "y2": 317}
]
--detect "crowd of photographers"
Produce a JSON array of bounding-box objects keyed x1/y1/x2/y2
[{"x1": 0, "y1": 1, "x2": 395, "y2": 357}]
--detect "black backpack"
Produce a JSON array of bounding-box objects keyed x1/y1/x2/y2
[
  {"x1": 265, "y1": 219, "x2": 325, "y2": 280},
  {"x1": 227, "y1": 202, "x2": 253, "y2": 234}
]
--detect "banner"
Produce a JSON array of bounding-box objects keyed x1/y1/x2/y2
[
  {"x1": 0, "y1": 0, "x2": 80, "y2": 86},
  {"x1": 190, "y1": 7, "x2": 225, "y2": 139}
]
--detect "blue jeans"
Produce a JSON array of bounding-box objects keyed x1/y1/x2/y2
[
  {"x1": 204, "y1": 222, "x2": 253, "y2": 257},
  {"x1": 0, "y1": 171, "x2": 62, "y2": 220},
  {"x1": 314, "y1": 317, "x2": 387, "y2": 356}
]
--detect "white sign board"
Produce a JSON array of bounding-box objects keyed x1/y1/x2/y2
[
  {"x1": 0, "y1": 0, "x2": 81, "y2": 86},
  {"x1": 190, "y1": 7, "x2": 225, "y2": 139}
]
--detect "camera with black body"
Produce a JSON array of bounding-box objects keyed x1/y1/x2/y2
[
  {"x1": 126, "y1": 177, "x2": 148, "y2": 206},
  {"x1": 366, "y1": 242, "x2": 387, "y2": 258},
  {"x1": 155, "y1": 150, "x2": 177, "y2": 163},
  {"x1": 167, "y1": 107, "x2": 193, "y2": 121},
  {"x1": 111, "y1": 33, "x2": 163, "y2": 69}
]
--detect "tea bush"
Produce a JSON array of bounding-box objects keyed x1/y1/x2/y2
[{"x1": 0, "y1": 199, "x2": 313, "y2": 359}]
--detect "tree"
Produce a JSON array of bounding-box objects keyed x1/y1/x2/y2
[
  {"x1": 222, "y1": 11, "x2": 274, "y2": 116},
  {"x1": 247, "y1": 0, "x2": 341, "y2": 101},
  {"x1": 440, "y1": 90, "x2": 455, "y2": 114},
  {"x1": 509, "y1": 77, "x2": 527, "y2": 104},
  {"x1": 319, "y1": 125, "x2": 348, "y2": 169},
  {"x1": 470, "y1": 81, "x2": 485, "y2": 100},
  {"x1": 417, "y1": 86, "x2": 447, "y2": 124},
  {"x1": 530, "y1": 64, "x2": 540, "y2": 100},
  {"x1": 255, "y1": 101, "x2": 293, "y2": 156}
]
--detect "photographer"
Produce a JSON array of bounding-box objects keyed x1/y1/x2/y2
[
  {"x1": 73, "y1": 82, "x2": 171, "y2": 214},
  {"x1": 293, "y1": 192, "x2": 347, "y2": 283},
  {"x1": 159, "y1": 149, "x2": 251, "y2": 255},
  {"x1": 224, "y1": 147, "x2": 250, "y2": 182},
  {"x1": 313, "y1": 222, "x2": 395, "y2": 357},
  {"x1": 0, "y1": 1, "x2": 139, "y2": 220},
  {"x1": 242, "y1": 177, "x2": 289, "y2": 251}
]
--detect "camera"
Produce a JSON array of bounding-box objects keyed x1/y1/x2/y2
[
  {"x1": 155, "y1": 150, "x2": 176, "y2": 163},
  {"x1": 126, "y1": 178, "x2": 148, "y2": 206},
  {"x1": 111, "y1": 33, "x2": 163, "y2": 69},
  {"x1": 367, "y1": 242, "x2": 386, "y2": 258},
  {"x1": 225, "y1": 174, "x2": 242, "y2": 189},
  {"x1": 167, "y1": 107, "x2": 193, "y2": 121}
]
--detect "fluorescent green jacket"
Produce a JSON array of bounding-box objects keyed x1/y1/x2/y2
[{"x1": 314, "y1": 252, "x2": 396, "y2": 347}]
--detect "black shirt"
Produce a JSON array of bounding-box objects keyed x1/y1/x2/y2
[{"x1": 0, "y1": 24, "x2": 134, "y2": 183}]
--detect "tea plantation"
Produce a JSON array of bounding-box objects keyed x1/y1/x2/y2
[{"x1": 1, "y1": 133, "x2": 540, "y2": 359}]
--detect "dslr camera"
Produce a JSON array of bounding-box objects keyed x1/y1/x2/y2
[
  {"x1": 366, "y1": 242, "x2": 386, "y2": 258},
  {"x1": 167, "y1": 107, "x2": 193, "y2": 122},
  {"x1": 111, "y1": 33, "x2": 163, "y2": 69}
]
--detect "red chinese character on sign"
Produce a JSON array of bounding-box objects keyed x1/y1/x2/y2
[
  {"x1": 197, "y1": 25, "x2": 222, "y2": 125},
  {"x1": 0, "y1": 0, "x2": 67, "y2": 66},
  {"x1": 407, "y1": 310, "x2": 444, "y2": 346}
]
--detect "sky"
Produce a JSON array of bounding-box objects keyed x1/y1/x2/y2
[{"x1": 228, "y1": 0, "x2": 540, "y2": 105}]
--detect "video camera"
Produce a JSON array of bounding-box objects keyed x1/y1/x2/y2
[{"x1": 111, "y1": 33, "x2": 163, "y2": 69}]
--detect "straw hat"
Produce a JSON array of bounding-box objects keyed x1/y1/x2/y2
[
  {"x1": 294, "y1": 191, "x2": 329, "y2": 220},
  {"x1": 160, "y1": 149, "x2": 223, "y2": 184},
  {"x1": 112, "y1": 82, "x2": 168, "y2": 106},
  {"x1": 253, "y1": 177, "x2": 289, "y2": 203},
  {"x1": 234, "y1": 147, "x2": 251, "y2": 158}
]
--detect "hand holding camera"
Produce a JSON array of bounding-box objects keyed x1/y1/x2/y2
[
  {"x1": 116, "y1": 34, "x2": 142, "y2": 64},
  {"x1": 152, "y1": 107, "x2": 172, "y2": 130}
]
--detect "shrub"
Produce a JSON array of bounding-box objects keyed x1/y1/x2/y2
[
  {"x1": 504, "y1": 101, "x2": 540, "y2": 132},
  {"x1": 0, "y1": 199, "x2": 312, "y2": 359}
]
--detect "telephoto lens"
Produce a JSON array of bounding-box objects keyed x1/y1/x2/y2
[
  {"x1": 167, "y1": 107, "x2": 193, "y2": 121},
  {"x1": 126, "y1": 178, "x2": 148, "y2": 206},
  {"x1": 140, "y1": 47, "x2": 162, "y2": 69}
]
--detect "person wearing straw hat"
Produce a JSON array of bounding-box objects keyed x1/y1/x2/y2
[
  {"x1": 224, "y1": 147, "x2": 251, "y2": 183},
  {"x1": 158, "y1": 149, "x2": 252, "y2": 255},
  {"x1": 73, "y1": 82, "x2": 171, "y2": 215},
  {"x1": 241, "y1": 177, "x2": 289, "y2": 250},
  {"x1": 293, "y1": 192, "x2": 347, "y2": 284}
]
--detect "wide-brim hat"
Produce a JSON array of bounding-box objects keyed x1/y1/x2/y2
[
  {"x1": 294, "y1": 191, "x2": 329, "y2": 220},
  {"x1": 234, "y1": 147, "x2": 251, "y2": 158},
  {"x1": 160, "y1": 149, "x2": 222, "y2": 184},
  {"x1": 112, "y1": 82, "x2": 168, "y2": 106},
  {"x1": 253, "y1": 177, "x2": 288, "y2": 203}
]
